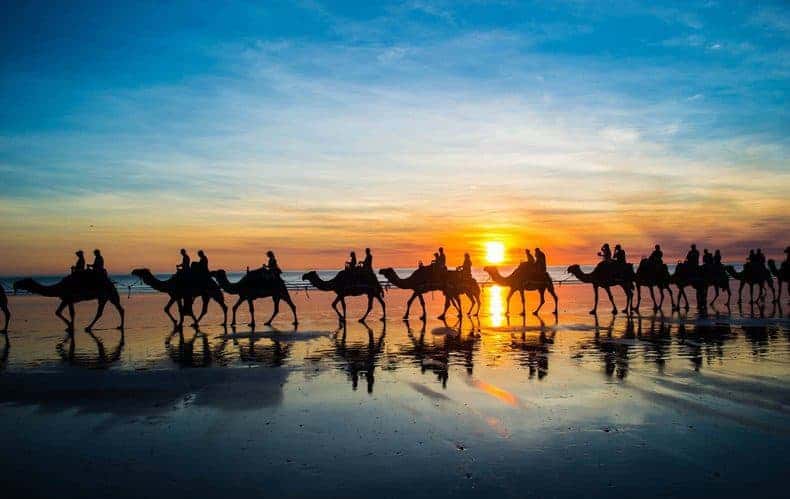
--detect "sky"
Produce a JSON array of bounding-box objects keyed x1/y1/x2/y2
[{"x1": 1, "y1": 0, "x2": 788, "y2": 274}]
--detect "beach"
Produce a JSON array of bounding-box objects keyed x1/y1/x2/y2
[{"x1": 0, "y1": 284, "x2": 788, "y2": 498}]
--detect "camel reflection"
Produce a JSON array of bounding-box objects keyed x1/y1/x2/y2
[
  {"x1": 637, "y1": 313, "x2": 672, "y2": 374},
  {"x1": 329, "y1": 321, "x2": 386, "y2": 393},
  {"x1": 227, "y1": 325, "x2": 291, "y2": 366},
  {"x1": 506, "y1": 315, "x2": 556, "y2": 380},
  {"x1": 56, "y1": 329, "x2": 125, "y2": 368},
  {"x1": 400, "y1": 317, "x2": 479, "y2": 388},
  {"x1": 165, "y1": 326, "x2": 230, "y2": 368},
  {"x1": 676, "y1": 317, "x2": 734, "y2": 371}
]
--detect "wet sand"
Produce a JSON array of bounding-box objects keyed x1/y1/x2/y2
[{"x1": 1, "y1": 285, "x2": 788, "y2": 498}]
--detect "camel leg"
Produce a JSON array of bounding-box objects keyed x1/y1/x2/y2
[
  {"x1": 710, "y1": 286, "x2": 719, "y2": 306},
  {"x1": 634, "y1": 285, "x2": 642, "y2": 311},
  {"x1": 110, "y1": 294, "x2": 125, "y2": 330},
  {"x1": 266, "y1": 298, "x2": 280, "y2": 326},
  {"x1": 506, "y1": 288, "x2": 516, "y2": 315},
  {"x1": 519, "y1": 290, "x2": 526, "y2": 316},
  {"x1": 534, "y1": 289, "x2": 545, "y2": 315},
  {"x1": 230, "y1": 297, "x2": 244, "y2": 326},
  {"x1": 767, "y1": 280, "x2": 777, "y2": 303},
  {"x1": 417, "y1": 294, "x2": 426, "y2": 321},
  {"x1": 605, "y1": 287, "x2": 617, "y2": 315},
  {"x1": 546, "y1": 281, "x2": 559, "y2": 315},
  {"x1": 1, "y1": 304, "x2": 8, "y2": 332},
  {"x1": 331, "y1": 296, "x2": 343, "y2": 321},
  {"x1": 340, "y1": 298, "x2": 347, "y2": 322},
  {"x1": 404, "y1": 292, "x2": 418, "y2": 319},
  {"x1": 621, "y1": 286, "x2": 631, "y2": 314},
  {"x1": 283, "y1": 293, "x2": 298, "y2": 326},
  {"x1": 215, "y1": 291, "x2": 228, "y2": 325},
  {"x1": 68, "y1": 303, "x2": 76, "y2": 330},
  {"x1": 590, "y1": 285, "x2": 599, "y2": 315},
  {"x1": 85, "y1": 298, "x2": 108, "y2": 332},
  {"x1": 737, "y1": 281, "x2": 745, "y2": 304},
  {"x1": 454, "y1": 295, "x2": 462, "y2": 318},
  {"x1": 360, "y1": 295, "x2": 373, "y2": 323},
  {"x1": 164, "y1": 297, "x2": 179, "y2": 325},
  {"x1": 376, "y1": 293, "x2": 386, "y2": 321},
  {"x1": 649, "y1": 286, "x2": 658, "y2": 311},
  {"x1": 194, "y1": 297, "x2": 210, "y2": 326},
  {"x1": 249, "y1": 299, "x2": 258, "y2": 327},
  {"x1": 438, "y1": 296, "x2": 449, "y2": 321},
  {"x1": 55, "y1": 301, "x2": 72, "y2": 330}
]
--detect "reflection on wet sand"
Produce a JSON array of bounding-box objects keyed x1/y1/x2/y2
[
  {"x1": 56, "y1": 329, "x2": 125, "y2": 369},
  {"x1": 165, "y1": 327, "x2": 231, "y2": 368},
  {"x1": 505, "y1": 315, "x2": 555, "y2": 380},
  {"x1": 399, "y1": 318, "x2": 480, "y2": 388},
  {"x1": 319, "y1": 320, "x2": 387, "y2": 393}
]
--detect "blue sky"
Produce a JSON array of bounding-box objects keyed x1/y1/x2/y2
[{"x1": 1, "y1": 0, "x2": 788, "y2": 273}]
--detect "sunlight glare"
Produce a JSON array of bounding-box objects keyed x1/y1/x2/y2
[
  {"x1": 488, "y1": 284, "x2": 505, "y2": 328},
  {"x1": 485, "y1": 241, "x2": 505, "y2": 264}
]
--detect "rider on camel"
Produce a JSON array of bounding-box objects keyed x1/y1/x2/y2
[{"x1": 72, "y1": 250, "x2": 85, "y2": 273}]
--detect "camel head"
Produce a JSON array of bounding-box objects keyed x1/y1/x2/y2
[
  {"x1": 482, "y1": 266, "x2": 497, "y2": 275},
  {"x1": 301, "y1": 271, "x2": 318, "y2": 282},
  {"x1": 13, "y1": 278, "x2": 35, "y2": 293},
  {"x1": 209, "y1": 269, "x2": 227, "y2": 279},
  {"x1": 378, "y1": 267, "x2": 396, "y2": 278},
  {"x1": 131, "y1": 268, "x2": 154, "y2": 282},
  {"x1": 566, "y1": 264, "x2": 582, "y2": 275}
]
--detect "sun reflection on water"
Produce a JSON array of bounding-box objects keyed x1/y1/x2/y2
[{"x1": 487, "y1": 284, "x2": 505, "y2": 328}]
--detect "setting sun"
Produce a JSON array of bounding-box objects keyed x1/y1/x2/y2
[{"x1": 485, "y1": 241, "x2": 505, "y2": 264}]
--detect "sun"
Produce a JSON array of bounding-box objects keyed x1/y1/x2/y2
[{"x1": 485, "y1": 241, "x2": 505, "y2": 264}]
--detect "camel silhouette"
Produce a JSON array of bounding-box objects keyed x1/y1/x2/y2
[
  {"x1": 566, "y1": 263, "x2": 634, "y2": 315},
  {"x1": 482, "y1": 264, "x2": 558, "y2": 315},
  {"x1": 328, "y1": 321, "x2": 386, "y2": 393},
  {"x1": 56, "y1": 329, "x2": 125, "y2": 368},
  {"x1": 301, "y1": 269, "x2": 386, "y2": 322},
  {"x1": 210, "y1": 269, "x2": 298, "y2": 327},
  {"x1": 632, "y1": 258, "x2": 673, "y2": 311},
  {"x1": 131, "y1": 268, "x2": 227, "y2": 327},
  {"x1": 725, "y1": 265, "x2": 776, "y2": 304},
  {"x1": 768, "y1": 258, "x2": 788, "y2": 302},
  {"x1": 669, "y1": 262, "x2": 730, "y2": 311},
  {"x1": 0, "y1": 285, "x2": 9, "y2": 332},
  {"x1": 378, "y1": 267, "x2": 480, "y2": 321},
  {"x1": 13, "y1": 272, "x2": 124, "y2": 332}
]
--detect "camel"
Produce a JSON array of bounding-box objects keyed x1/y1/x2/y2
[
  {"x1": 302, "y1": 269, "x2": 386, "y2": 322},
  {"x1": 131, "y1": 268, "x2": 227, "y2": 327},
  {"x1": 0, "y1": 285, "x2": 9, "y2": 332},
  {"x1": 669, "y1": 263, "x2": 729, "y2": 310},
  {"x1": 566, "y1": 262, "x2": 634, "y2": 315},
  {"x1": 768, "y1": 258, "x2": 789, "y2": 302},
  {"x1": 482, "y1": 264, "x2": 558, "y2": 315},
  {"x1": 210, "y1": 269, "x2": 298, "y2": 327},
  {"x1": 378, "y1": 267, "x2": 480, "y2": 320},
  {"x1": 632, "y1": 259, "x2": 673, "y2": 311},
  {"x1": 13, "y1": 271, "x2": 124, "y2": 332},
  {"x1": 725, "y1": 264, "x2": 775, "y2": 304}
]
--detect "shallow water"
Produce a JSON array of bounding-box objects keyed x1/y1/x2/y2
[{"x1": 1, "y1": 286, "x2": 788, "y2": 498}]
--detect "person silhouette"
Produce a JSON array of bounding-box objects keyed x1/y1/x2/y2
[
  {"x1": 598, "y1": 243, "x2": 612, "y2": 261},
  {"x1": 686, "y1": 244, "x2": 699, "y2": 267},
  {"x1": 756, "y1": 248, "x2": 766, "y2": 266},
  {"x1": 457, "y1": 253, "x2": 472, "y2": 277},
  {"x1": 525, "y1": 248, "x2": 535, "y2": 266},
  {"x1": 87, "y1": 249, "x2": 105, "y2": 274},
  {"x1": 703, "y1": 249, "x2": 713, "y2": 266},
  {"x1": 714, "y1": 249, "x2": 723, "y2": 267},
  {"x1": 72, "y1": 250, "x2": 85, "y2": 273},
  {"x1": 535, "y1": 248, "x2": 547, "y2": 273},
  {"x1": 266, "y1": 250, "x2": 281, "y2": 275},
  {"x1": 649, "y1": 244, "x2": 663, "y2": 265},
  {"x1": 346, "y1": 251, "x2": 357, "y2": 270},
  {"x1": 196, "y1": 250, "x2": 209, "y2": 274},
  {"x1": 437, "y1": 247, "x2": 447, "y2": 270},
  {"x1": 746, "y1": 249, "x2": 756, "y2": 268},
  {"x1": 614, "y1": 244, "x2": 626, "y2": 264},
  {"x1": 361, "y1": 248, "x2": 373, "y2": 271},
  {"x1": 177, "y1": 249, "x2": 190, "y2": 273}
]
